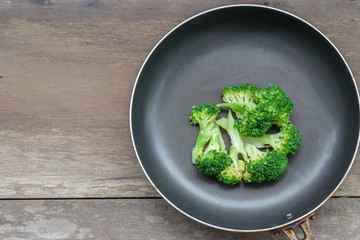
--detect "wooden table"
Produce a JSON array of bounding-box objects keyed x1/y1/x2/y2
[{"x1": 0, "y1": 0, "x2": 359, "y2": 239}]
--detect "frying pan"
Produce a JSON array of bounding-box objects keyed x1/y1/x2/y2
[{"x1": 130, "y1": 4, "x2": 360, "y2": 239}]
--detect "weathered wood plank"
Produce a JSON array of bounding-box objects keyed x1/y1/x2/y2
[
  {"x1": 0, "y1": 0, "x2": 358, "y2": 198},
  {"x1": 0, "y1": 198, "x2": 358, "y2": 239}
]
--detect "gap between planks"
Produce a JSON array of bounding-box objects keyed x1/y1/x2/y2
[{"x1": 0, "y1": 196, "x2": 358, "y2": 201}]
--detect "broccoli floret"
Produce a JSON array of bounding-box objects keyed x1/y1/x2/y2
[
  {"x1": 243, "y1": 123, "x2": 302, "y2": 155},
  {"x1": 243, "y1": 144, "x2": 288, "y2": 183},
  {"x1": 217, "y1": 84, "x2": 258, "y2": 118},
  {"x1": 272, "y1": 112, "x2": 291, "y2": 127},
  {"x1": 196, "y1": 150, "x2": 233, "y2": 176},
  {"x1": 220, "y1": 85, "x2": 294, "y2": 137},
  {"x1": 233, "y1": 106, "x2": 273, "y2": 137},
  {"x1": 216, "y1": 146, "x2": 246, "y2": 186},
  {"x1": 256, "y1": 85, "x2": 294, "y2": 127},
  {"x1": 190, "y1": 103, "x2": 232, "y2": 175},
  {"x1": 195, "y1": 126, "x2": 233, "y2": 175},
  {"x1": 190, "y1": 103, "x2": 221, "y2": 126},
  {"x1": 222, "y1": 84, "x2": 258, "y2": 104},
  {"x1": 256, "y1": 85, "x2": 293, "y2": 113}
]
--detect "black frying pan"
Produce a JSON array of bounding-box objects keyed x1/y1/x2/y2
[{"x1": 130, "y1": 4, "x2": 360, "y2": 237}]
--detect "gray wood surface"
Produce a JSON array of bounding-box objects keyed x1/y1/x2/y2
[
  {"x1": 0, "y1": 0, "x2": 358, "y2": 199},
  {"x1": 0, "y1": 0, "x2": 359, "y2": 239},
  {"x1": 0, "y1": 198, "x2": 359, "y2": 240}
]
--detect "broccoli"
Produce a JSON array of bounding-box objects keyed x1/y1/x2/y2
[
  {"x1": 255, "y1": 85, "x2": 294, "y2": 127},
  {"x1": 233, "y1": 85, "x2": 294, "y2": 137},
  {"x1": 190, "y1": 103, "x2": 233, "y2": 175},
  {"x1": 242, "y1": 123, "x2": 302, "y2": 155},
  {"x1": 233, "y1": 106, "x2": 273, "y2": 137},
  {"x1": 217, "y1": 110, "x2": 293, "y2": 184},
  {"x1": 189, "y1": 84, "x2": 301, "y2": 186},
  {"x1": 222, "y1": 84, "x2": 258, "y2": 103},
  {"x1": 255, "y1": 85, "x2": 293, "y2": 113},
  {"x1": 217, "y1": 84, "x2": 258, "y2": 118},
  {"x1": 216, "y1": 110, "x2": 248, "y2": 161},
  {"x1": 216, "y1": 146, "x2": 246, "y2": 186},
  {"x1": 217, "y1": 84, "x2": 294, "y2": 137},
  {"x1": 216, "y1": 111, "x2": 248, "y2": 185},
  {"x1": 243, "y1": 144, "x2": 288, "y2": 183}
]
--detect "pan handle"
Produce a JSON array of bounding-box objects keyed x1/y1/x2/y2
[{"x1": 272, "y1": 212, "x2": 316, "y2": 240}]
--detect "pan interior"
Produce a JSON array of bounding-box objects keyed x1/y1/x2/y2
[{"x1": 131, "y1": 6, "x2": 359, "y2": 230}]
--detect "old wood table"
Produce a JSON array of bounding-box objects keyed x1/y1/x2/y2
[{"x1": 0, "y1": 1, "x2": 359, "y2": 239}]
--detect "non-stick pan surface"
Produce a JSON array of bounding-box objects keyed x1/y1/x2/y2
[{"x1": 130, "y1": 5, "x2": 359, "y2": 231}]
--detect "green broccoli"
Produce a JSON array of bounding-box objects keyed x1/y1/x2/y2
[
  {"x1": 217, "y1": 84, "x2": 258, "y2": 118},
  {"x1": 216, "y1": 146, "x2": 246, "y2": 186},
  {"x1": 243, "y1": 144, "x2": 288, "y2": 183},
  {"x1": 216, "y1": 110, "x2": 248, "y2": 161},
  {"x1": 189, "y1": 84, "x2": 301, "y2": 185},
  {"x1": 222, "y1": 84, "x2": 258, "y2": 103},
  {"x1": 217, "y1": 84, "x2": 294, "y2": 137},
  {"x1": 242, "y1": 123, "x2": 302, "y2": 155},
  {"x1": 233, "y1": 106, "x2": 273, "y2": 137},
  {"x1": 255, "y1": 85, "x2": 294, "y2": 127},
  {"x1": 190, "y1": 103, "x2": 233, "y2": 175},
  {"x1": 233, "y1": 86, "x2": 294, "y2": 137}
]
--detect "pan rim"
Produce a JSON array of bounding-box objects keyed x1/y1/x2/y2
[{"x1": 129, "y1": 4, "x2": 360, "y2": 232}]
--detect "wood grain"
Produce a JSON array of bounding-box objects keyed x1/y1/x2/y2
[
  {"x1": 0, "y1": 198, "x2": 358, "y2": 240},
  {"x1": 0, "y1": 0, "x2": 358, "y2": 199},
  {"x1": 0, "y1": 1, "x2": 358, "y2": 239}
]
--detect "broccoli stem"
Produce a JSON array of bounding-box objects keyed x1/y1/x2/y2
[
  {"x1": 217, "y1": 111, "x2": 248, "y2": 161},
  {"x1": 192, "y1": 124, "x2": 211, "y2": 164},
  {"x1": 192, "y1": 122, "x2": 225, "y2": 164},
  {"x1": 245, "y1": 144, "x2": 265, "y2": 160},
  {"x1": 243, "y1": 132, "x2": 282, "y2": 149},
  {"x1": 205, "y1": 125, "x2": 226, "y2": 152},
  {"x1": 217, "y1": 102, "x2": 256, "y2": 118},
  {"x1": 229, "y1": 145, "x2": 239, "y2": 169}
]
